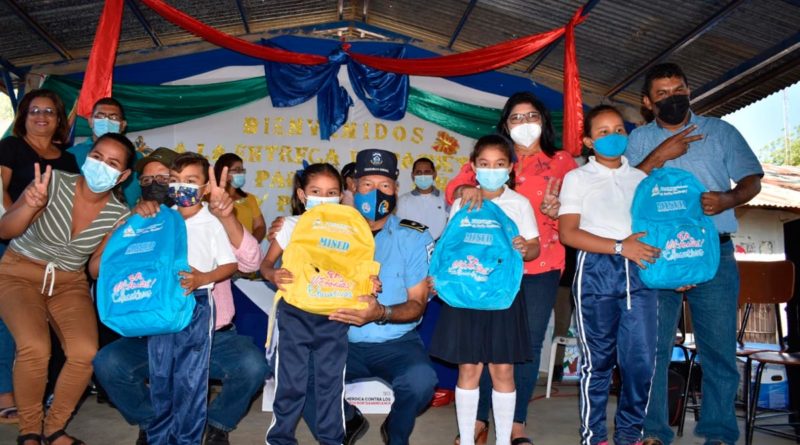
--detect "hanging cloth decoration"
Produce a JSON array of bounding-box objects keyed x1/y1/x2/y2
[{"x1": 76, "y1": 0, "x2": 124, "y2": 118}]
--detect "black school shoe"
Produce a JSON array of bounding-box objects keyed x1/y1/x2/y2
[
  {"x1": 136, "y1": 429, "x2": 148, "y2": 445},
  {"x1": 204, "y1": 425, "x2": 230, "y2": 445},
  {"x1": 344, "y1": 407, "x2": 369, "y2": 445}
]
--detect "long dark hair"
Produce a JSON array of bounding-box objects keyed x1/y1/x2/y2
[
  {"x1": 215, "y1": 153, "x2": 246, "y2": 198},
  {"x1": 12, "y1": 89, "x2": 70, "y2": 146},
  {"x1": 90, "y1": 133, "x2": 137, "y2": 204},
  {"x1": 291, "y1": 163, "x2": 343, "y2": 216},
  {"x1": 496, "y1": 91, "x2": 558, "y2": 157},
  {"x1": 470, "y1": 134, "x2": 516, "y2": 190}
]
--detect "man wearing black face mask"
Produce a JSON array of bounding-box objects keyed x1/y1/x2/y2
[{"x1": 627, "y1": 63, "x2": 763, "y2": 445}]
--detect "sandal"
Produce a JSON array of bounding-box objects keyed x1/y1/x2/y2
[
  {"x1": 0, "y1": 405, "x2": 19, "y2": 424},
  {"x1": 512, "y1": 437, "x2": 534, "y2": 445},
  {"x1": 44, "y1": 430, "x2": 85, "y2": 445},
  {"x1": 454, "y1": 420, "x2": 490, "y2": 445},
  {"x1": 16, "y1": 433, "x2": 41, "y2": 445}
]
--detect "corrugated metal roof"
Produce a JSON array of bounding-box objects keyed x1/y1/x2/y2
[
  {"x1": 747, "y1": 164, "x2": 800, "y2": 210},
  {"x1": 0, "y1": 0, "x2": 797, "y2": 117}
]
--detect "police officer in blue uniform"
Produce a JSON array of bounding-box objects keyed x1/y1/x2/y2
[{"x1": 302, "y1": 148, "x2": 437, "y2": 445}]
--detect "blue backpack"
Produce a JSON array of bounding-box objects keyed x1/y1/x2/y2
[
  {"x1": 631, "y1": 167, "x2": 720, "y2": 289},
  {"x1": 97, "y1": 206, "x2": 194, "y2": 337},
  {"x1": 430, "y1": 200, "x2": 523, "y2": 310}
]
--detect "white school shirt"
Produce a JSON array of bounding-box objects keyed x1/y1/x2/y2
[
  {"x1": 181, "y1": 203, "x2": 237, "y2": 290},
  {"x1": 275, "y1": 215, "x2": 300, "y2": 250},
  {"x1": 396, "y1": 188, "x2": 449, "y2": 240},
  {"x1": 451, "y1": 186, "x2": 539, "y2": 241},
  {"x1": 558, "y1": 156, "x2": 647, "y2": 240}
]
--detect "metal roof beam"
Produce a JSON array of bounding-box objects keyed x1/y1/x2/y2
[
  {"x1": 0, "y1": 56, "x2": 25, "y2": 78},
  {"x1": 1, "y1": 68, "x2": 19, "y2": 112},
  {"x1": 524, "y1": 0, "x2": 602, "y2": 73},
  {"x1": 362, "y1": 0, "x2": 369, "y2": 22},
  {"x1": 3, "y1": 0, "x2": 73, "y2": 60},
  {"x1": 604, "y1": 0, "x2": 746, "y2": 98},
  {"x1": 233, "y1": 0, "x2": 251, "y2": 34},
  {"x1": 447, "y1": 0, "x2": 477, "y2": 49},
  {"x1": 691, "y1": 30, "x2": 800, "y2": 105},
  {"x1": 125, "y1": 0, "x2": 162, "y2": 47}
]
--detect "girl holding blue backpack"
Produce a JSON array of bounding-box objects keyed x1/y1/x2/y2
[
  {"x1": 430, "y1": 134, "x2": 540, "y2": 445},
  {"x1": 558, "y1": 105, "x2": 661, "y2": 445}
]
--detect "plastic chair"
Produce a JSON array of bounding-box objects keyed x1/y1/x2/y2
[{"x1": 545, "y1": 335, "x2": 577, "y2": 398}]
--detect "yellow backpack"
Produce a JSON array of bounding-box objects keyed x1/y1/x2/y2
[{"x1": 277, "y1": 203, "x2": 381, "y2": 315}]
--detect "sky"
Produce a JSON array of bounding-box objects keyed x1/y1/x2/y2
[{"x1": 722, "y1": 81, "x2": 800, "y2": 156}]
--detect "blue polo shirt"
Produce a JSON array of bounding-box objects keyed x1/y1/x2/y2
[
  {"x1": 627, "y1": 112, "x2": 763, "y2": 234},
  {"x1": 348, "y1": 214, "x2": 434, "y2": 343},
  {"x1": 68, "y1": 138, "x2": 144, "y2": 208}
]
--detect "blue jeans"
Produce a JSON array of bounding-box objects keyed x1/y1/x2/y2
[
  {"x1": 643, "y1": 241, "x2": 739, "y2": 445},
  {"x1": 93, "y1": 324, "x2": 268, "y2": 432},
  {"x1": 303, "y1": 330, "x2": 438, "y2": 445},
  {"x1": 0, "y1": 243, "x2": 13, "y2": 394},
  {"x1": 477, "y1": 271, "x2": 561, "y2": 424}
]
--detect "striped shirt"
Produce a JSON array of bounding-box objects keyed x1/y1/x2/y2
[{"x1": 10, "y1": 170, "x2": 129, "y2": 271}]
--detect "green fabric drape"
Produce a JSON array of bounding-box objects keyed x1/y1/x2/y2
[
  {"x1": 42, "y1": 75, "x2": 268, "y2": 137},
  {"x1": 41, "y1": 75, "x2": 562, "y2": 143}
]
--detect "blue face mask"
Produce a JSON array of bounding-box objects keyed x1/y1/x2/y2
[
  {"x1": 414, "y1": 175, "x2": 434, "y2": 190},
  {"x1": 354, "y1": 189, "x2": 396, "y2": 220},
  {"x1": 230, "y1": 173, "x2": 246, "y2": 189},
  {"x1": 81, "y1": 157, "x2": 122, "y2": 193},
  {"x1": 92, "y1": 118, "x2": 121, "y2": 138},
  {"x1": 593, "y1": 133, "x2": 628, "y2": 158},
  {"x1": 305, "y1": 196, "x2": 340, "y2": 210},
  {"x1": 475, "y1": 168, "x2": 510, "y2": 192}
]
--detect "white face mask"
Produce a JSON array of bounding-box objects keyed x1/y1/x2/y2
[
  {"x1": 509, "y1": 122, "x2": 542, "y2": 149},
  {"x1": 305, "y1": 195, "x2": 340, "y2": 210}
]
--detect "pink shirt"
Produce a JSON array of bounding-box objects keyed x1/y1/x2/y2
[{"x1": 211, "y1": 228, "x2": 262, "y2": 329}]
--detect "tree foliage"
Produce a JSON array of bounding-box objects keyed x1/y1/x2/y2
[{"x1": 759, "y1": 124, "x2": 800, "y2": 166}]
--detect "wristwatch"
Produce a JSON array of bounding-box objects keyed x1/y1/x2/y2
[
  {"x1": 376, "y1": 304, "x2": 393, "y2": 325},
  {"x1": 614, "y1": 240, "x2": 623, "y2": 255}
]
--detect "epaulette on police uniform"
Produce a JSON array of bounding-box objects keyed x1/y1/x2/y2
[{"x1": 398, "y1": 219, "x2": 428, "y2": 233}]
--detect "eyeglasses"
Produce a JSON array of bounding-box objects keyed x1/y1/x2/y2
[
  {"x1": 28, "y1": 107, "x2": 56, "y2": 118},
  {"x1": 93, "y1": 112, "x2": 123, "y2": 122},
  {"x1": 228, "y1": 168, "x2": 246, "y2": 174},
  {"x1": 139, "y1": 175, "x2": 170, "y2": 186},
  {"x1": 508, "y1": 111, "x2": 541, "y2": 124}
]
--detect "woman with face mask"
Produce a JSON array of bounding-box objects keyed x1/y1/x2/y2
[
  {"x1": 0, "y1": 133, "x2": 135, "y2": 445},
  {"x1": 445, "y1": 92, "x2": 578, "y2": 445},
  {"x1": 214, "y1": 153, "x2": 266, "y2": 243}
]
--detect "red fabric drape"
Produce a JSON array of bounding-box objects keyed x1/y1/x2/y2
[
  {"x1": 77, "y1": 0, "x2": 124, "y2": 118},
  {"x1": 139, "y1": 0, "x2": 327, "y2": 65},
  {"x1": 562, "y1": 8, "x2": 586, "y2": 156}
]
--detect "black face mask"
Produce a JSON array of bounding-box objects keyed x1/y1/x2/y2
[
  {"x1": 141, "y1": 182, "x2": 171, "y2": 205},
  {"x1": 654, "y1": 94, "x2": 691, "y2": 125}
]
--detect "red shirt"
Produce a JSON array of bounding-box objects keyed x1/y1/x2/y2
[{"x1": 445, "y1": 150, "x2": 577, "y2": 275}]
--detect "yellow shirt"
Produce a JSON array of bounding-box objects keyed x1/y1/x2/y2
[{"x1": 233, "y1": 193, "x2": 261, "y2": 234}]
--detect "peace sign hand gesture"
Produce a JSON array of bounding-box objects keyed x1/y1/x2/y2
[
  {"x1": 24, "y1": 163, "x2": 51, "y2": 209},
  {"x1": 207, "y1": 165, "x2": 234, "y2": 218},
  {"x1": 540, "y1": 176, "x2": 561, "y2": 220}
]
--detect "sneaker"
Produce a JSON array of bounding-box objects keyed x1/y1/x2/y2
[
  {"x1": 344, "y1": 407, "x2": 369, "y2": 445},
  {"x1": 204, "y1": 425, "x2": 230, "y2": 445},
  {"x1": 135, "y1": 429, "x2": 148, "y2": 445}
]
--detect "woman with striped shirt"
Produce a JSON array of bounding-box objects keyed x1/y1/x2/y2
[{"x1": 0, "y1": 133, "x2": 134, "y2": 445}]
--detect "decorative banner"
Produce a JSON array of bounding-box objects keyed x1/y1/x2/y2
[{"x1": 76, "y1": 0, "x2": 124, "y2": 118}]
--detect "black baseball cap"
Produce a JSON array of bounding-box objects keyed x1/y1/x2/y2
[
  {"x1": 354, "y1": 149, "x2": 399, "y2": 180},
  {"x1": 341, "y1": 162, "x2": 356, "y2": 179}
]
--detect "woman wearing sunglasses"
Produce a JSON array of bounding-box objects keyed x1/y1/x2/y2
[{"x1": 446, "y1": 91, "x2": 578, "y2": 445}]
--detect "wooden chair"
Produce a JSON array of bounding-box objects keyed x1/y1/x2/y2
[{"x1": 677, "y1": 260, "x2": 795, "y2": 438}]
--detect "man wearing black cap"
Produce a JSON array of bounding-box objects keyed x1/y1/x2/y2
[
  {"x1": 340, "y1": 162, "x2": 357, "y2": 207},
  {"x1": 301, "y1": 149, "x2": 437, "y2": 445}
]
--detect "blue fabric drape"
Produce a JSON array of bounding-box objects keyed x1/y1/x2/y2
[{"x1": 264, "y1": 43, "x2": 409, "y2": 140}]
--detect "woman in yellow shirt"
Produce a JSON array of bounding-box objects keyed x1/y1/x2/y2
[{"x1": 214, "y1": 154, "x2": 266, "y2": 242}]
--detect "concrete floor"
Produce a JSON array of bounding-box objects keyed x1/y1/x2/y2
[{"x1": 1, "y1": 382, "x2": 796, "y2": 444}]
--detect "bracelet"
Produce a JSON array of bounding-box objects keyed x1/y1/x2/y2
[{"x1": 376, "y1": 304, "x2": 392, "y2": 325}]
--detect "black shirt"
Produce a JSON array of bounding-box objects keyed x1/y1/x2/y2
[{"x1": 0, "y1": 136, "x2": 80, "y2": 203}]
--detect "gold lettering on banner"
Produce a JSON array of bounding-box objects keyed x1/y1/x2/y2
[
  {"x1": 263, "y1": 117, "x2": 270, "y2": 134},
  {"x1": 295, "y1": 147, "x2": 309, "y2": 164},
  {"x1": 400, "y1": 152, "x2": 415, "y2": 169},
  {"x1": 248, "y1": 145, "x2": 262, "y2": 163},
  {"x1": 392, "y1": 126, "x2": 407, "y2": 142},
  {"x1": 279, "y1": 146, "x2": 294, "y2": 163},
  {"x1": 243, "y1": 117, "x2": 258, "y2": 135},
  {"x1": 455, "y1": 156, "x2": 469, "y2": 167},
  {"x1": 276, "y1": 195, "x2": 291, "y2": 213},
  {"x1": 234, "y1": 144, "x2": 246, "y2": 158},
  {"x1": 270, "y1": 172, "x2": 287, "y2": 188},
  {"x1": 264, "y1": 145, "x2": 278, "y2": 162},
  {"x1": 308, "y1": 148, "x2": 321, "y2": 163},
  {"x1": 289, "y1": 118, "x2": 303, "y2": 136},
  {"x1": 350, "y1": 150, "x2": 358, "y2": 163},
  {"x1": 411, "y1": 127, "x2": 424, "y2": 144},
  {"x1": 257, "y1": 193, "x2": 269, "y2": 206},
  {"x1": 375, "y1": 123, "x2": 388, "y2": 140},
  {"x1": 195, "y1": 143, "x2": 205, "y2": 157},
  {"x1": 175, "y1": 143, "x2": 186, "y2": 154},
  {"x1": 307, "y1": 119, "x2": 319, "y2": 137},
  {"x1": 211, "y1": 145, "x2": 226, "y2": 160},
  {"x1": 435, "y1": 176, "x2": 448, "y2": 190},
  {"x1": 429, "y1": 154, "x2": 454, "y2": 173},
  {"x1": 362, "y1": 123, "x2": 370, "y2": 140},
  {"x1": 255, "y1": 170, "x2": 270, "y2": 187},
  {"x1": 272, "y1": 117, "x2": 285, "y2": 136},
  {"x1": 340, "y1": 123, "x2": 356, "y2": 140},
  {"x1": 324, "y1": 149, "x2": 340, "y2": 166}
]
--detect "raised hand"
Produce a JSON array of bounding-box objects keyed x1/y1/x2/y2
[
  {"x1": 24, "y1": 163, "x2": 51, "y2": 209},
  {"x1": 540, "y1": 177, "x2": 562, "y2": 219},
  {"x1": 207, "y1": 165, "x2": 234, "y2": 218},
  {"x1": 653, "y1": 125, "x2": 704, "y2": 162}
]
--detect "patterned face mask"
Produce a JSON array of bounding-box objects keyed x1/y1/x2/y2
[{"x1": 168, "y1": 183, "x2": 204, "y2": 207}]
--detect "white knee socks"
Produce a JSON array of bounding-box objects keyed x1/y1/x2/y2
[
  {"x1": 455, "y1": 386, "x2": 480, "y2": 445},
  {"x1": 492, "y1": 389, "x2": 516, "y2": 445}
]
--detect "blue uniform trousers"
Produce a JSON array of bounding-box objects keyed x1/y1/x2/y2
[
  {"x1": 266, "y1": 299, "x2": 349, "y2": 445},
  {"x1": 573, "y1": 252, "x2": 657, "y2": 445},
  {"x1": 147, "y1": 290, "x2": 213, "y2": 445}
]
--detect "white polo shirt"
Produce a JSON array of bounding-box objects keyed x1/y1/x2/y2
[
  {"x1": 451, "y1": 186, "x2": 539, "y2": 241},
  {"x1": 558, "y1": 156, "x2": 646, "y2": 240},
  {"x1": 181, "y1": 203, "x2": 238, "y2": 290},
  {"x1": 396, "y1": 188, "x2": 449, "y2": 240}
]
